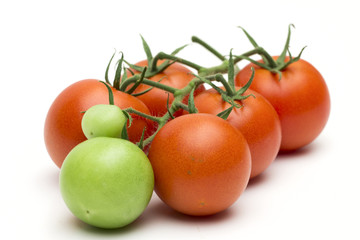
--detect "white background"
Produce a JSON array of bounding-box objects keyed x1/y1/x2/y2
[{"x1": 1, "y1": 0, "x2": 359, "y2": 239}]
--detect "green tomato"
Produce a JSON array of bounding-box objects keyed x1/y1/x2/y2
[
  {"x1": 81, "y1": 104, "x2": 127, "y2": 139},
  {"x1": 59, "y1": 137, "x2": 154, "y2": 229}
]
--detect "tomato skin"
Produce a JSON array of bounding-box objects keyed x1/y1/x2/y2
[
  {"x1": 44, "y1": 79, "x2": 153, "y2": 168},
  {"x1": 81, "y1": 104, "x2": 127, "y2": 139},
  {"x1": 129, "y1": 60, "x2": 205, "y2": 116},
  {"x1": 148, "y1": 113, "x2": 251, "y2": 216},
  {"x1": 235, "y1": 57, "x2": 331, "y2": 151},
  {"x1": 60, "y1": 137, "x2": 154, "y2": 229},
  {"x1": 193, "y1": 88, "x2": 281, "y2": 178}
]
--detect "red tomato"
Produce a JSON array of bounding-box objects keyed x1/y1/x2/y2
[
  {"x1": 44, "y1": 79, "x2": 154, "y2": 168},
  {"x1": 128, "y1": 60, "x2": 205, "y2": 116},
  {"x1": 193, "y1": 88, "x2": 281, "y2": 178},
  {"x1": 235, "y1": 57, "x2": 330, "y2": 151},
  {"x1": 148, "y1": 113, "x2": 251, "y2": 216}
]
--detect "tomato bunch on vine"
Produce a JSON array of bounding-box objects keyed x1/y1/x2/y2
[{"x1": 44, "y1": 25, "x2": 330, "y2": 228}]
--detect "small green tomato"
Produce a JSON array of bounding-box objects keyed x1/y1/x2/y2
[
  {"x1": 60, "y1": 137, "x2": 154, "y2": 229},
  {"x1": 81, "y1": 104, "x2": 127, "y2": 139}
]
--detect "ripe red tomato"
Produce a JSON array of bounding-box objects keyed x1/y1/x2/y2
[
  {"x1": 148, "y1": 113, "x2": 251, "y2": 216},
  {"x1": 44, "y1": 79, "x2": 154, "y2": 168},
  {"x1": 128, "y1": 60, "x2": 205, "y2": 116},
  {"x1": 235, "y1": 57, "x2": 330, "y2": 151},
  {"x1": 193, "y1": 88, "x2": 281, "y2": 178}
]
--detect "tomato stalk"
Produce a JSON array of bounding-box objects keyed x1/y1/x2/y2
[
  {"x1": 150, "y1": 50, "x2": 230, "y2": 77},
  {"x1": 123, "y1": 107, "x2": 161, "y2": 123},
  {"x1": 106, "y1": 49, "x2": 185, "y2": 95},
  {"x1": 117, "y1": 59, "x2": 252, "y2": 148},
  {"x1": 144, "y1": 77, "x2": 204, "y2": 146},
  {"x1": 138, "y1": 36, "x2": 195, "y2": 76},
  {"x1": 119, "y1": 75, "x2": 179, "y2": 95},
  {"x1": 99, "y1": 81, "x2": 115, "y2": 105},
  {"x1": 195, "y1": 46, "x2": 277, "y2": 77},
  {"x1": 106, "y1": 54, "x2": 179, "y2": 95},
  {"x1": 105, "y1": 50, "x2": 117, "y2": 85},
  {"x1": 151, "y1": 36, "x2": 267, "y2": 78},
  {"x1": 191, "y1": 36, "x2": 226, "y2": 61},
  {"x1": 195, "y1": 50, "x2": 256, "y2": 119},
  {"x1": 151, "y1": 52, "x2": 204, "y2": 72},
  {"x1": 122, "y1": 75, "x2": 204, "y2": 147},
  {"x1": 122, "y1": 54, "x2": 256, "y2": 149},
  {"x1": 232, "y1": 47, "x2": 268, "y2": 64},
  {"x1": 121, "y1": 25, "x2": 306, "y2": 149},
  {"x1": 125, "y1": 67, "x2": 148, "y2": 95},
  {"x1": 103, "y1": 32, "x2": 276, "y2": 149},
  {"x1": 191, "y1": 35, "x2": 271, "y2": 77},
  {"x1": 236, "y1": 24, "x2": 307, "y2": 79},
  {"x1": 190, "y1": 35, "x2": 236, "y2": 77}
]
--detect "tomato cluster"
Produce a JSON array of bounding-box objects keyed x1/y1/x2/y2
[{"x1": 44, "y1": 26, "x2": 330, "y2": 229}]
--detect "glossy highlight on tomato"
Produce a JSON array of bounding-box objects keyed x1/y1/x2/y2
[
  {"x1": 44, "y1": 79, "x2": 153, "y2": 168},
  {"x1": 235, "y1": 57, "x2": 330, "y2": 151},
  {"x1": 148, "y1": 113, "x2": 251, "y2": 216}
]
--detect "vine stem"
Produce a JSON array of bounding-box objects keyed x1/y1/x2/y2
[
  {"x1": 130, "y1": 76, "x2": 203, "y2": 147},
  {"x1": 191, "y1": 36, "x2": 225, "y2": 61},
  {"x1": 233, "y1": 47, "x2": 270, "y2": 64},
  {"x1": 115, "y1": 40, "x2": 270, "y2": 149},
  {"x1": 151, "y1": 52, "x2": 204, "y2": 71},
  {"x1": 99, "y1": 81, "x2": 115, "y2": 105},
  {"x1": 119, "y1": 75, "x2": 179, "y2": 94},
  {"x1": 198, "y1": 60, "x2": 229, "y2": 77},
  {"x1": 149, "y1": 46, "x2": 268, "y2": 78},
  {"x1": 124, "y1": 107, "x2": 162, "y2": 123},
  {"x1": 111, "y1": 26, "x2": 305, "y2": 151}
]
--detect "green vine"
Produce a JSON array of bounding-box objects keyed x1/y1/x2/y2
[
  {"x1": 102, "y1": 25, "x2": 303, "y2": 149},
  {"x1": 236, "y1": 24, "x2": 306, "y2": 79}
]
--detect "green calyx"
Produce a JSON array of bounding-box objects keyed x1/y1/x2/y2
[
  {"x1": 236, "y1": 24, "x2": 306, "y2": 80},
  {"x1": 104, "y1": 51, "x2": 180, "y2": 97},
  {"x1": 195, "y1": 50, "x2": 256, "y2": 120},
  {"x1": 99, "y1": 81, "x2": 114, "y2": 105},
  {"x1": 104, "y1": 36, "x2": 190, "y2": 97},
  {"x1": 139, "y1": 35, "x2": 202, "y2": 77}
]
